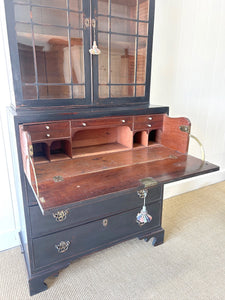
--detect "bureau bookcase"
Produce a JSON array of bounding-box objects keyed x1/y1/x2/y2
[{"x1": 5, "y1": 0, "x2": 218, "y2": 296}]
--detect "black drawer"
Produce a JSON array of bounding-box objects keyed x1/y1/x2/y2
[
  {"x1": 29, "y1": 185, "x2": 162, "y2": 237},
  {"x1": 32, "y1": 202, "x2": 161, "y2": 269}
]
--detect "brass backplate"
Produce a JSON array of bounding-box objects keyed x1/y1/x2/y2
[{"x1": 139, "y1": 177, "x2": 158, "y2": 188}]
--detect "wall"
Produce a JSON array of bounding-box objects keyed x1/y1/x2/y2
[
  {"x1": 151, "y1": 0, "x2": 225, "y2": 198},
  {"x1": 0, "y1": 0, "x2": 225, "y2": 251}
]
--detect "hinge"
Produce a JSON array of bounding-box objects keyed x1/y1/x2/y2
[
  {"x1": 179, "y1": 125, "x2": 190, "y2": 134},
  {"x1": 139, "y1": 177, "x2": 158, "y2": 188}
]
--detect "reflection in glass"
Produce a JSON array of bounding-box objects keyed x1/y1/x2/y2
[
  {"x1": 136, "y1": 37, "x2": 147, "y2": 84},
  {"x1": 34, "y1": 26, "x2": 70, "y2": 85},
  {"x1": 72, "y1": 85, "x2": 85, "y2": 98},
  {"x1": 70, "y1": 0, "x2": 83, "y2": 12},
  {"x1": 22, "y1": 86, "x2": 37, "y2": 100},
  {"x1": 111, "y1": 18, "x2": 137, "y2": 35},
  {"x1": 138, "y1": 22, "x2": 148, "y2": 36},
  {"x1": 14, "y1": 5, "x2": 30, "y2": 23},
  {"x1": 70, "y1": 30, "x2": 85, "y2": 84},
  {"x1": 98, "y1": 33, "x2": 109, "y2": 84},
  {"x1": 31, "y1": 0, "x2": 67, "y2": 9},
  {"x1": 136, "y1": 85, "x2": 145, "y2": 97},
  {"x1": 16, "y1": 23, "x2": 36, "y2": 83},
  {"x1": 14, "y1": 0, "x2": 29, "y2": 3},
  {"x1": 139, "y1": 0, "x2": 149, "y2": 21},
  {"x1": 111, "y1": 85, "x2": 135, "y2": 97},
  {"x1": 98, "y1": 16, "x2": 109, "y2": 32},
  {"x1": 32, "y1": 7, "x2": 68, "y2": 26},
  {"x1": 98, "y1": 0, "x2": 108, "y2": 15},
  {"x1": 111, "y1": 0, "x2": 137, "y2": 19},
  {"x1": 70, "y1": 12, "x2": 83, "y2": 29},
  {"x1": 111, "y1": 34, "x2": 136, "y2": 84},
  {"x1": 39, "y1": 85, "x2": 72, "y2": 99},
  {"x1": 99, "y1": 85, "x2": 109, "y2": 98}
]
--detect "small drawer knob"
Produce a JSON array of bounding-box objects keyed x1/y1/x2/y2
[
  {"x1": 45, "y1": 125, "x2": 50, "y2": 130},
  {"x1": 46, "y1": 133, "x2": 51, "y2": 137},
  {"x1": 147, "y1": 124, "x2": 152, "y2": 128},
  {"x1": 121, "y1": 119, "x2": 126, "y2": 123},
  {"x1": 103, "y1": 219, "x2": 108, "y2": 227},
  {"x1": 148, "y1": 117, "x2": 152, "y2": 120},
  {"x1": 82, "y1": 122, "x2": 87, "y2": 127}
]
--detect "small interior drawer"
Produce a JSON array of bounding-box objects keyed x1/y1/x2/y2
[
  {"x1": 29, "y1": 129, "x2": 70, "y2": 142},
  {"x1": 71, "y1": 116, "x2": 132, "y2": 128},
  {"x1": 32, "y1": 202, "x2": 161, "y2": 269},
  {"x1": 23, "y1": 121, "x2": 70, "y2": 133},
  {"x1": 29, "y1": 184, "x2": 162, "y2": 237},
  {"x1": 134, "y1": 120, "x2": 163, "y2": 131}
]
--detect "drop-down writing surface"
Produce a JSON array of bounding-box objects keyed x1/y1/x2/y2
[{"x1": 34, "y1": 147, "x2": 219, "y2": 214}]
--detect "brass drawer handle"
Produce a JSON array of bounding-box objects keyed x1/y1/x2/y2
[
  {"x1": 148, "y1": 117, "x2": 152, "y2": 120},
  {"x1": 103, "y1": 219, "x2": 108, "y2": 227},
  {"x1": 82, "y1": 122, "x2": 87, "y2": 127},
  {"x1": 121, "y1": 119, "x2": 126, "y2": 123},
  {"x1": 147, "y1": 124, "x2": 152, "y2": 128},
  {"x1": 46, "y1": 133, "x2": 51, "y2": 138},
  {"x1": 55, "y1": 241, "x2": 70, "y2": 253},
  {"x1": 45, "y1": 125, "x2": 50, "y2": 130},
  {"x1": 53, "y1": 209, "x2": 69, "y2": 222}
]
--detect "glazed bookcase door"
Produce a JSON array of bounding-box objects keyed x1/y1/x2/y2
[
  {"x1": 92, "y1": 0, "x2": 154, "y2": 106},
  {"x1": 6, "y1": 0, "x2": 91, "y2": 107}
]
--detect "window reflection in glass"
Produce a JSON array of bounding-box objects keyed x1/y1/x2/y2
[
  {"x1": 34, "y1": 26, "x2": 70, "y2": 84},
  {"x1": 111, "y1": 34, "x2": 136, "y2": 85},
  {"x1": 31, "y1": 0, "x2": 67, "y2": 9},
  {"x1": 32, "y1": 7, "x2": 68, "y2": 26},
  {"x1": 111, "y1": 0, "x2": 137, "y2": 19},
  {"x1": 136, "y1": 37, "x2": 147, "y2": 84},
  {"x1": 70, "y1": 30, "x2": 85, "y2": 84},
  {"x1": 98, "y1": 0, "x2": 108, "y2": 15},
  {"x1": 16, "y1": 23, "x2": 36, "y2": 83},
  {"x1": 111, "y1": 18, "x2": 137, "y2": 35},
  {"x1": 139, "y1": 0, "x2": 149, "y2": 21},
  {"x1": 14, "y1": 5, "x2": 30, "y2": 23},
  {"x1": 98, "y1": 33, "x2": 109, "y2": 85}
]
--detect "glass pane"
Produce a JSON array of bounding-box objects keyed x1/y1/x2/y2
[
  {"x1": 98, "y1": 33, "x2": 109, "y2": 84},
  {"x1": 136, "y1": 85, "x2": 145, "y2": 97},
  {"x1": 138, "y1": 22, "x2": 148, "y2": 36},
  {"x1": 98, "y1": 0, "x2": 108, "y2": 15},
  {"x1": 22, "y1": 85, "x2": 37, "y2": 100},
  {"x1": 14, "y1": 5, "x2": 30, "y2": 23},
  {"x1": 111, "y1": 34, "x2": 136, "y2": 84},
  {"x1": 136, "y1": 37, "x2": 147, "y2": 84},
  {"x1": 34, "y1": 26, "x2": 70, "y2": 84},
  {"x1": 111, "y1": 85, "x2": 134, "y2": 97},
  {"x1": 71, "y1": 30, "x2": 85, "y2": 84},
  {"x1": 31, "y1": 0, "x2": 67, "y2": 9},
  {"x1": 98, "y1": 16, "x2": 109, "y2": 32},
  {"x1": 111, "y1": 0, "x2": 137, "y2": 19},
  {"x1": 14, "y1": 0, "x2": 29, "y2": 3},
  {"x1": 70, "y1": 12, "x2": 83, "y2": 29},
  {"x1": 39, "y1": 85, "x2": 72, "y2": 99},
  {"x1": 139, "y1": 0, "x2": 149, "y2": 21},
  {"x1": 16, "y1": 23, "x2": 36, "y2": 83},
  {"x1": 99, "y1": 85, "x2": 109, "y2": 98},
  {"x1": 111, "y1": 18, "x2": 137, "y2": 35},
  {"x1": 32, "y1": 7, "x2": 68, "y2": 26},
  {"x1": 70, "y1": 0, "x2": 83, "y2": 11},
  {"x1": 72, "y1": 85, "x2": 85, "y2": 98}
]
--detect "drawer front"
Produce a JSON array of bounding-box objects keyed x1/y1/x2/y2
[
  {"x1": 134, "y1": 120, "x2": 163, "y2": 131},
  {"x1": 29, "y1": 185, "x2": 162, "y2": 237},
  {"x1": 134, "y1": 114, "x2": 164, "y2": 123},
  {"x1": 24, "y1": 121, "x2": 70, "y2": 133},
  {"x1": 30, "y1": 129, "x2": 70, "y2": 142},
  {"x1": 32, "y1": 202, "x2": 161, "y2": 269},
  {"x1": 71, "y1": 116, "x2": 132, "y2": 128}
]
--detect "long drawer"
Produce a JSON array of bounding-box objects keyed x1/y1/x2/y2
[
  {"x1": 29, "y1": 184, "x2": 162, "y2": 237},
  {"x1": 32, "y1": 202, "x2": 161, "y2": 269}
]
